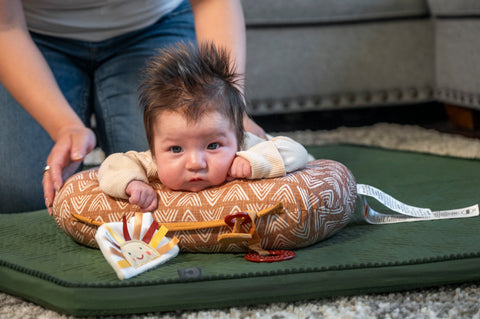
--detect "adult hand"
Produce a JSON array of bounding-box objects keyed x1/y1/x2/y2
[
  {"x1": 243, "y1": 116, "x2": 266, "y2": 139},
  {"x1": 43, "y1": 126, "x2": 96, "y2": 215}
]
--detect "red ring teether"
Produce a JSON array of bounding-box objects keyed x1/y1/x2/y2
[
  {"x1": 224, "y1": 212, "x2": 251, "y2": 227},
  {"x1": 244, "y1": 250, "x2": 296, "y2": 263}
]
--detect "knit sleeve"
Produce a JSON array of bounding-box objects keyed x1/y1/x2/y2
[
  {"x1": 98, "y1": 150, "x2": 157, "y2": 199},
  {"x1": 236, "y1": 136, "x2": 309, "y2": 179},
  {"x1": 271, "y1": 136, "x2": 310, "y2": 173}
]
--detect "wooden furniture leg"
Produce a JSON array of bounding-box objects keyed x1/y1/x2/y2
[{"x1": 444, "y1": 104, "x2": 476, "y2": 131}]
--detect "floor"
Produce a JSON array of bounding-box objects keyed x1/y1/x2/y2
[{"x1": 252, "y1": 102, "x2": 480, "y2": 138}]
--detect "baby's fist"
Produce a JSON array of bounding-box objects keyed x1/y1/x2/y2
[
  {"x1": 125, "y1": 180, "x2": 158, "y2": 212},
  {"x1": 228, "y1": 156, "x2": 252, "y2": 180}
]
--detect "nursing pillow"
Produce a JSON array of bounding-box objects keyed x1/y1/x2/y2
[{"x1": 52, "y1": 159, "x2": 357, "y2": 253}]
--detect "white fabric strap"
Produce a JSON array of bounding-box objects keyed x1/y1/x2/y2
[{"x1": 357, "y1": 184, "x2": 479, "y2": 224}]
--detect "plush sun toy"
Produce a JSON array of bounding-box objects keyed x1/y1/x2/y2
[{"x1": 95, "y1": 213, "x2": 179, "y2": 280}]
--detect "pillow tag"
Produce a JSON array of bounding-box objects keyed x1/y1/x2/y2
[{"x1": 357, "y1": 184, "x2": 479, "y2": 224}]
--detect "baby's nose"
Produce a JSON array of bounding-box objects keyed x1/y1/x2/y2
[{"x1": 186, "y1": 151, "x2": 207, "y2": 170}]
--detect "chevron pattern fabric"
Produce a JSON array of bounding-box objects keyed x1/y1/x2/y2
[{"x1": 52, "y1": 160, "x2": 357, "y2": 252}]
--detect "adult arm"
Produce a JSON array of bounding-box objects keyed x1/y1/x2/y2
[
  {"x1": 0, "y1": 0, "x2": 96, "y2": 213},
  {"x1": 189, "y1": 0, "x2": 265, "y2": 138}
]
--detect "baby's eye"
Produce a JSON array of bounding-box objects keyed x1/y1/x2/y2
[
  {"x1": 207, "y1": 143, "x2": 220, "y2": 150},
  {"x1": 170, "y1": 146, "x2": 182, "y2": 153}
]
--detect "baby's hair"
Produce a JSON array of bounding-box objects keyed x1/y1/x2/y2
[{"x1": 139, "y1": 41, "x2": 246, "y2": 154}]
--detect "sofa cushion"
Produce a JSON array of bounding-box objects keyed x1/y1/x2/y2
[
  {"x1": 428, "y1": 0, "x2": 480, "y2": 17},
  {"x1": 242, "y1": 0, "x2": 429, "y2": 26}
]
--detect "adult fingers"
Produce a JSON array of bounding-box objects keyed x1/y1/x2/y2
[
  {"x1": 48, "y1": 137, "x2": 73, "y2": 192},
  {"x1": 41, "y1": 137, "x2": 70, "y2": 213},
  {"x1": 42, "y1": 128, "x2": 91, "y2": 213},
  {"x1": 70, "y1": 128, "x2": 96, "y2": 161},
  {"x1": 42, "y1": 166, "x2": 55, "y2": 215}
]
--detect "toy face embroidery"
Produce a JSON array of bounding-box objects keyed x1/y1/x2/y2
[
  {"x1": 121, "y1": 240, "x2": 160, "y2": 268},
  {"x1": 96, "y1": 212, "x2": 180, "y2": 280},
  {"x1": 103, "y1": 214, "x2": 178, "y2": 270}
]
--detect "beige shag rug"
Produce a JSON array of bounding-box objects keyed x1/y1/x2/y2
[
  {"x1": 276, "y1": 123, "x2": 480, "y2": 160},
  {"x1": 2, "y1": 123, "x2": 480, "y2": 319}
]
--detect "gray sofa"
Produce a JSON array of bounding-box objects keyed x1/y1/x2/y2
[{"x1": 242, "y1": 0, "x2": 480, "y2": 119}]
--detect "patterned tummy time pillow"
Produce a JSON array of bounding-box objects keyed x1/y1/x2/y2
[{"x1": 52, "y1": 159, "x2": 357, "y2": 252}]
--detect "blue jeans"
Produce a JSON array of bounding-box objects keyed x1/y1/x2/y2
[{"x1": 0, "y1": 0, "x2": 195, "y2": 213}]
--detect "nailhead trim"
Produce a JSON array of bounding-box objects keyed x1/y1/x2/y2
[
  {"x1": 247, "y1": 87, "x2": 435, "y2": 114},
  {"x1": 435, "y1": 88, "x2": 480, "y2": 109}
]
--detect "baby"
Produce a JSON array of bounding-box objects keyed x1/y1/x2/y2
[{"x1": 98, "y1": 42, "x2": 309, "y2": 212}]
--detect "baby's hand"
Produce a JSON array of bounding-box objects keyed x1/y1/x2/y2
[
  {"x1": 125, "y1": 180, "x2": 158, "y2": 212},
  {"x1": 228, "y1": 156, "x2": 252, "y2": 180}
]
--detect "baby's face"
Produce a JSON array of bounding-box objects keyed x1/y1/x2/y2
[{"x1": 153, "y1": 110, "x2": 238, "y2": 192}]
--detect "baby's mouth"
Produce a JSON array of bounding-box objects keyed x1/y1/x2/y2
[{"x1": 189, "y1": 177, "x2": 203, "y2": 182}]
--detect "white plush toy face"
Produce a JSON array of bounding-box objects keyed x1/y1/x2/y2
[
  {"x1": 95, "y1": 213, "x2": 180, "y2": 280},
  {"x1": 121, "y1": 240, "x2": 160, "y2": 268}
]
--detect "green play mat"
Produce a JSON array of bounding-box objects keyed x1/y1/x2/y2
[{"x1": 1, "y1": 145, "x2": 480, "y2": 316}]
